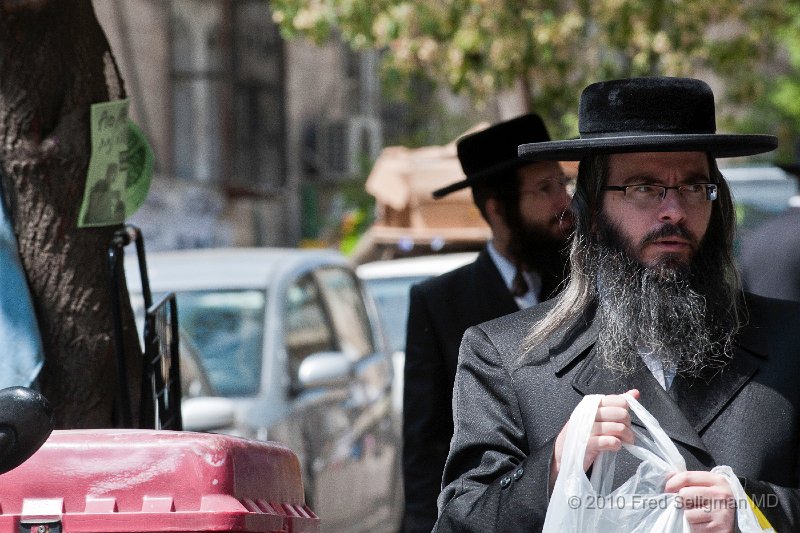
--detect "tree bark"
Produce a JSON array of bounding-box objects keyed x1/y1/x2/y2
[{"x1": 0, "y1": 0, "x2": 142, "y2": 427}]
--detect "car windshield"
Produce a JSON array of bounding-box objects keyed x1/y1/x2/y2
[
  {"x1": 175, "y1": 289, "x2": 266, "y2": 397},
  {"x1": 362, "y1": 275, "x2": 428, "y2": 353}
]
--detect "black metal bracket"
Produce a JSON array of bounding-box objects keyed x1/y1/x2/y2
[
  {"x1": 108, "y1": 225, "x2": 151, "y2": 428},
  {"x1": 108, "y1": 224, "x2": 182, "y2": 430}
]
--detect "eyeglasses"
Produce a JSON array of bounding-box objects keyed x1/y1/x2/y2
[
  {"x1": 601, "y1": 183, "x2": 718, "y2": 208},
  {"x1": 519, "y1": 176, "x2": 576, "y2": 198}
]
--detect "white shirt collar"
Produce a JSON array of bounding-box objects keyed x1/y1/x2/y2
[
  {"x1": 638, "y1": 346, "x2": 676, "y2": 390},
  {"x1": 486, "y1": 241, "x2": 541, "y2": 309}
]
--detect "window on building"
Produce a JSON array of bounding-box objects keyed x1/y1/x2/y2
[{"x1": 170, "y1": 0, "x2": 286, "y2": 192}]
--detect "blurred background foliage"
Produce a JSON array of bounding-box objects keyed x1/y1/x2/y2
[{"x1": 271, "y1": 0, "x2": 800, "y2": 162}]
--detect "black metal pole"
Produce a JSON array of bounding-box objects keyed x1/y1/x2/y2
[{"x1": 108, "y1": 235, "x2": 132, "y2": 428}]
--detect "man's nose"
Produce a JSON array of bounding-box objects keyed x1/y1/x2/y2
[
  {"x1": 656, "y1": 188, "x2": 688, "y2": 222},
  {"x1": 554, "y1": 185, "x2": 572, "y2": 212}
]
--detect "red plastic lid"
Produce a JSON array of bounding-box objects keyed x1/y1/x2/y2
[{"x1": 0, "y1": 429, "x2": 318, "y2": 532}]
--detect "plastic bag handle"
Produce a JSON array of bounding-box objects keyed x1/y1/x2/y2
[
  {"x1": 713, "y1": 465, "x2": 776, "y2": 532},
  {"x1": 558, "y1": 395, "x2": 603, "y2": 486},
  {"x1": 621, "y1": 393, "x2": 687, "y2": 474},
  {"x1": 557, "y1": 394, "x2": 688, "y2": 492},
  {"x1": 549, "y1": 394, "x2": 772, "y2": 533}
]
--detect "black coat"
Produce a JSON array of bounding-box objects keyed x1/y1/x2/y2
[
  {"x1": 435, "y1": 292, "x2": 800, "y2": 532},
  {"x1": 403, "y1": 248, "x2": 518, "y2": 532}
]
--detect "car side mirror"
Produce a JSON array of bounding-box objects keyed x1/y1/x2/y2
[
  {"x1": 181, "y1": 396, "x2": 236, "y2": 432},
  {"x1": 296, "y1": 351, "x2": 352, "y2": 391}
]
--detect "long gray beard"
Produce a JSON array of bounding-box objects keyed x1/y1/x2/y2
[{"x1": 591, "y1": 244, "x2": 735, "y2": 379}]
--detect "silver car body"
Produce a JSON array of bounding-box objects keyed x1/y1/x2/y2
[
  {"x1": 356, "y1": 252, "x2": 479, "y2": 417},
  {"x1": 722, "y1": 165, "x2": 799, "y2": 253},
  {"x1": 356, "y1": 252, "x2": 479, "y2": 354},
  {"x1": 126, "y1": 248, "x2": 402, "y2": 532}
]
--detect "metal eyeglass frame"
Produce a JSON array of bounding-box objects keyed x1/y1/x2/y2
[{"x1": 600, "y1": 182, "x2": 718, "y2": 205}]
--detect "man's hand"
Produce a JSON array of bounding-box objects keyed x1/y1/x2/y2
[
  {"x1": 665, "y1": 471, "x2": 735, "y2": 533},
  {"x1": 550, "y1": 389, "x2": 640, "y2": 489}
]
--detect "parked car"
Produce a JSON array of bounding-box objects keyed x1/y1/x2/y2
[
  {"x1": 721, "y1": 165, "x2": 799, "y2": 256},
  {"x1": 125, "y1": 247, "x2": 402, "y2": 533},
  {"x1": 356, "y1": 252, "x2": 478, "y2": 416}
]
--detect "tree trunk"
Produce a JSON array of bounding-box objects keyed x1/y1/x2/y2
[{"x1": 0, "y1": 0, "x2": 142, "y2": 428}]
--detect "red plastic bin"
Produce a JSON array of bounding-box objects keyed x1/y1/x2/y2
[{"x1": 0, "y1": 429, "x2": 318, "y2": 533}]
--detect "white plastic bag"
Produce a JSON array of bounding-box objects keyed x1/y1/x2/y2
[{"x1": 542, "y1": 393, "x2": 774, "y2": 532}]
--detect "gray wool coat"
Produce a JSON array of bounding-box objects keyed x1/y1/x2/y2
[
  {"x1": 434, "y1": 292, "x2": 800, "y2": 532},
  {"x1": 404, "y1": 248, "x2": 518, "y2": 532}
]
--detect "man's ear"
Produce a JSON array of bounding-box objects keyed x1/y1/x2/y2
[{"x1": 485, "y1": 197, "x2": 506, "y2": 228}]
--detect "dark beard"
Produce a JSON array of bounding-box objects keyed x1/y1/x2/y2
[
  {"x1": 590, "y1": 215, "x2": 738, "y2": 380},
  {"x1": 507, "y1": 218, "x2": 571, "y2": 300}
]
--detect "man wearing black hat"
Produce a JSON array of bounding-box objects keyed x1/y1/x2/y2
[
  {"x1": 402, "y1": 113, "x2": 574, "y2": 532},
  {"x1": 435, "y1": 77, "x2": 800, "y2": 532}
]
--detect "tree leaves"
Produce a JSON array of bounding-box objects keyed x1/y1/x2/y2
[{"x1": 272, "y1": 0, "x2": 793, "y2": 150}]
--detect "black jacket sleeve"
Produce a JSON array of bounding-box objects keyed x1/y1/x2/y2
[
  {"x1": 434, "y1": 325, "x2": 554, "y2": 532},
  {"x1": 403, "y1": 284, "x2": 454, "y2": 532}
]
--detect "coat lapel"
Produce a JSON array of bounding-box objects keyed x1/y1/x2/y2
[
  {"x1": 473, "y1": 247, "x2": 519, "y2": 319},
  {"x1": 546, "y1": 296, "x2": 769, "y2": 470},
  {"x1": 669, "y1": 301, "x2": 766, "y2": 436},
  {"x1": 669, "y1": 341, "x2": 762, "y2": 433},
  {"x1": 570, "y1": 345, "x2": 712, "y2": 456},
  {"x1": 549, "y1": 307, "x2": 711, "y2": 457}
]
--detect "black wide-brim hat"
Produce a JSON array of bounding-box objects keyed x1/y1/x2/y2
[
  {"x1": 519, "y1": 77, "x2": 777, "y2": 161},
  {"x1": 433, "y1": 113, "x2": 551, "y2": 198}
]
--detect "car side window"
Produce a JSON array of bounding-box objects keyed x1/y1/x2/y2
[
  {"x1": 177, "y1": 290, "x2": 265, "y2": 397},
  {"x1": 314, "y1": 266, "x2": 375, "y2": 360},
  {"x1": 284, "y1": 274, "x2": 337, "y2": 379}
]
